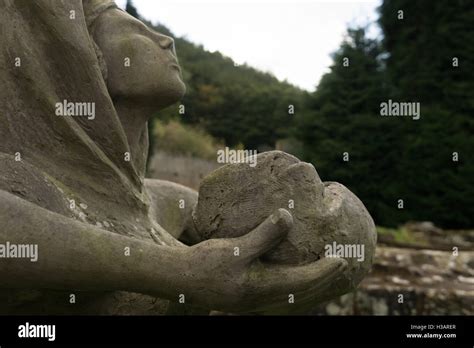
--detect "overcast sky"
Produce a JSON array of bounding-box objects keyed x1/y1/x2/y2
[{"x1": 115, "y1": 0, "x2": 381, "y2": 91}]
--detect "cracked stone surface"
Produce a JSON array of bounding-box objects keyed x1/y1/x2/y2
[{"x1": 193, "y1": 150, "x2": 377, "y2": 294}]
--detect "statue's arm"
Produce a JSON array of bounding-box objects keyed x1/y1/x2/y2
[
  {"x1": 0, "y1": 189, "x2": 348, "y2": 313},
  {"x1": 0, "y1": 189, "x2": 184, "y2": 299}
]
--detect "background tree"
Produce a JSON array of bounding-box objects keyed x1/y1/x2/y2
[
  {"x1": 379, "y1": 0, "x2": 474, "y2": 227},
  {"x1": 125, "y1": 0, "x2": 139, "y2": 19},
  {"x1": 130, "y1": 0, "x2": 473, "y2": 228},
  {"x1": 297, "y1": 27, "x2": 404, "y2": 226}
]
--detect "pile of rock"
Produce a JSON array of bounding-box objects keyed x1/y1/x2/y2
[{"x1": 313, "y1": 246, "x2": 474, "y2": 315}]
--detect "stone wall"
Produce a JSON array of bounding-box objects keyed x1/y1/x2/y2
[
  {"x1": 313, "y1": 246, "x2": 474, "y2": 315},
  {"x1": 147, "y1": 151, "x2": 220, "y2": 190}
]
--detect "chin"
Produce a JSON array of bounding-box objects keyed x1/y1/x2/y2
[
  {"x1": 175, "y1": 78, "x2": 186, "y2": 99},
  {"x1": 151, "y1": 79, "x2": 186, "y2": 109},
  {"x1": 118, "y1": 77, "x2": 186, "y2": 109},
  {"x1": 167, "y1": 77, "x2": 186, "y2": 101}
]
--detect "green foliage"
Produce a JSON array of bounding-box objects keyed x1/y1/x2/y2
[
  {"x1": 146, "y1": 22, "x2": 306, "y2": 150},
  {"x1": 153, "y1": 120, "x2": 223, "y2": 160},
  {"x1": 298, "y1": 1, "x2": 474, "y2": 229},
  {"x1": 125, "y1": 0, "x2": 139, "y2": 19},
  {"x1": 297, "y1": 27, "x2": 403, "y2": 226},
  {"x1": 377, "y1": 226, "x2": 418, "y2": 244},
  {"x1": 134, "y1": 1, "x2": 472, "y2": 228},
  {"x1": 378, "y1": 0, "x2": 474, "y2": 228}
]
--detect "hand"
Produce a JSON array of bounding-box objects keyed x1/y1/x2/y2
[{"x1": 177, "y1": 208, "x2": 348, "y2": 314}]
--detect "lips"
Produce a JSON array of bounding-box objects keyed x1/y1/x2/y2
[
  {"x1": 170, "y1": 63, "x2": 181, "y2": 72},
  {"x1": 168, "y1": 55, "x2": 181, "y2": 72}
]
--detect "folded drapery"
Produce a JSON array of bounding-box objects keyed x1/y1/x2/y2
[{"x1": 0, "y1": 0, "x2": 152, "y2": 234}]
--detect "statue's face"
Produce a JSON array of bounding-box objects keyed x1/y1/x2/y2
[{"x1": 91, "y1": 8, "x2": 186, "y2": 108}]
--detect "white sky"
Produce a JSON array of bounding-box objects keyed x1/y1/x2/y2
[{"x1": 115, "y1": 0, "x2": 381, "y2": 91}]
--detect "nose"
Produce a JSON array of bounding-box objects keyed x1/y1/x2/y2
[{"x1": 156, "y1": 34, "x2": 175, "y2": 52}]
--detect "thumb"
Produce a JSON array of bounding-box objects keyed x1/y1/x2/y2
[{"x1": 238, "y1": 208, "x2": 293, "y2": 260}]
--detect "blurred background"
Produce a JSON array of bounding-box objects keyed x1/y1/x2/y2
[{"x1": 120, "y1": 0, "x2": 473, "y2": 315}]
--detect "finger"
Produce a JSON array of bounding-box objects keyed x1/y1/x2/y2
[
  {"x1": 243, "y1": 257, "x2": 348, "y2": 313},
  {"x1": 252, "y1": 257, "x2": 348, "y2": 314},
  {"x1": 251, "y1": 257, "x2": 347, "y2": 294},
  {"x1": 237, "y1": 208, "x2": 293, "y2": 261}
]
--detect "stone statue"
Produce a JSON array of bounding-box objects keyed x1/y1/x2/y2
[
  {"x1": 193, "y1": 151, "x2": 376, "y2": 302},
  {"x1": 0, "y1": 0, "x2": 372, "y2": 315}
]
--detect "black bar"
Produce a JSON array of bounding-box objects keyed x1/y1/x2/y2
[{"x1": 0, "y1": 316, "x2": 472, "y2": 346}]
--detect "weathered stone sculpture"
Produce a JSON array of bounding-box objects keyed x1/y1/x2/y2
[
  {"x1": 0, "y1": 0, "x2": 369, "y2": 315},
  {"x1": 194, "y1": 151, "x2": 377, "y2": 297}
]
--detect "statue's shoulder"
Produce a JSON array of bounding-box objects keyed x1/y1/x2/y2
[{"x1": 0, "y1": 152, "x2": 70, "y2": 216}]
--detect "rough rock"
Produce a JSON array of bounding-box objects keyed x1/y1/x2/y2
[
  {"x1": 313, "y1": 246, "x2": 474, "y2": 315},
  {"x1": 193, "y1": 150, "x2": 377, "y2": 294}
]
